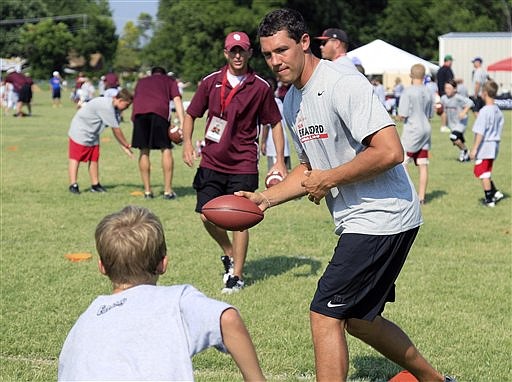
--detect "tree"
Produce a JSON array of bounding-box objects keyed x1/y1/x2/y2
[
  {"x1": 19, "y1": 19, "x2": 74, "y2": 78},
  {"x1": 114, "y1": 21, "x2": 143, "y2": 72},
  {"x1": 0, "y1": 0, "x2": 49, "y2": 57},
  {"x1": 144, "y1": 0, "x2": 282, "y2": 84}
]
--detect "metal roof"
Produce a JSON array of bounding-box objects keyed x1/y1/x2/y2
[{"x1": 439, "y1": 32, "x2": 512, "y2": 39}]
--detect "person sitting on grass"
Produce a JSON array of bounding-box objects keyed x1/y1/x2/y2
[
  {"x1": 469, "y1": 80, "x2": 505, "y2": 208},
  {"x1": 67, "y1": 88, "x2": 134, "y2": 194},
  {"x1": 58, "y1": 205, "x2": 265, "y2": 382}
]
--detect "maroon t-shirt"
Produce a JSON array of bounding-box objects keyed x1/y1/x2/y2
[
  {"x1": 132, "y1": 74, "x2": 181, "y2": 121},
  {"x1": 187, "y1": 66, "x2": 281, "y2": 174},
  {"x1": 5, "y1": 72, "x2": 29, "y2": 92}
]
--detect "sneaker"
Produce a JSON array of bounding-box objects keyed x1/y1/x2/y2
[
  {"x1": 91, "y1": 183, "x2": 107, "y2": 193},
  {"x1": 163, "y1": 191, "x2": 177, "y2": 200},
  {"x1": 493, "y1": 190, "x2": 504, "y2": 203},
  {"x1": 222, "y1": 275, "x2": 244, "y2": 294},
  {"x1": 444, "y1": 376, "x2": 457, "y2": 382},
  {"x1": 483, "y1": 199, "x2": 496, "y2": 208},
  {"x1": 440, "y1": 125, "x2": 451, "y2": 133},
  {"x1": 221, "y1": 256, "x2": 234, "y2": 284},
  {"x1": 69, "y1": 183, "x2": 80, "y2": 194},
  {"x1": 144, "y1": 192, "x2": 154, "y2": 199},
  {"x1": 458, "y1": 150, "x2": 470, "y2": 162}
]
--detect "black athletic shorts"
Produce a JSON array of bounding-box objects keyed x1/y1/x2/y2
[
  {"x1": 470, "y1": 96, "x2": 485, "y2": 113},
  {"x1": 132, "y1": 113, "x2": 173, "y2": 150},
  {"x1": 193, "y1": 167, "x2": 258, "y2": 213},
  {"x1": 310, "y1": 227, "x2": 419, "y2": 321},
  {"x1": 18, "y1": 83, "x2": 32, "y2": 103}
]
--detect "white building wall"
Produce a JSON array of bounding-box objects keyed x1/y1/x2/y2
[{"x1": 438, "y1": 32, "x2": 512, "y2": 94}]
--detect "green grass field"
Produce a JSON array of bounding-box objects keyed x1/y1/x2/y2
[{"x1": 1, "y1": 88, "x2": 510, "y2": 381}]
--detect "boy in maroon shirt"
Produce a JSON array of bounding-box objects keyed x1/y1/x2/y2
[{"x1": 183, "y1": 31, "x2": 287, "y2": 293}]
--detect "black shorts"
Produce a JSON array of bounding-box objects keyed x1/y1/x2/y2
[
  {"x1": 18, "y1": 84, "x2": 32, "y2": 103},
  {"x1": 310, "y1": 227, "x2": 419, "y2": 321},
  {"x1": 193, "y1": 167, "x2": 258, "y2": 213},
  {"x1": 132, "y1": 113, "x2": 173, "y2": 150},
  {"x1": 470, "y1": 96, "x2": 485, "y2": 113},
  {"x1": 52, "y1": 88, "x2": 61, "y2": 99}
]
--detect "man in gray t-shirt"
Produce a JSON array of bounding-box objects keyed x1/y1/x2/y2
[{"x1": 239, "y1": 8, "x2": 453, "y2": 382}]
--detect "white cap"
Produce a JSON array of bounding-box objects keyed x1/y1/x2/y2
[{"x1": 53, "y1": 71, "x2": 59, "y2": 76}]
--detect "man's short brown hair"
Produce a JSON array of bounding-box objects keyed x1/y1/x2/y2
[
  {"x1": 95, "y1": 205, "x2": 167, "y2": 285},
  {"x1": 410, "y1": 64, "x2": 426, "y2": 80}
]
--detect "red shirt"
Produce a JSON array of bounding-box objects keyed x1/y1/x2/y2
[
  {"x1": 132, "y1": 73, "x2": 181, "y2": 121},
  {"x1": 187, "y1": 66, "x2": 281, "y2": 174}
]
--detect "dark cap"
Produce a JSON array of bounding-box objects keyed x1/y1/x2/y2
[
  {"x1": 472, "y1": 57, "x2": 482, "y2": 63},
  {"x1": 444, "y1": 54, "x2": 453, "y2": 61},
  {"x1": 315, "y1": 28, "x2": 348, "y2": 43}
]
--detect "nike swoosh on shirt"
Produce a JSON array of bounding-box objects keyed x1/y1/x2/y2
[
  {"x1": 215, "y1": 84, "x2": 222, "y2": 88},
  {"x1": 327, "y1": 301, "x2": 346, "y2": 308},
  {"x1": 317, "y1": 91, "x2": 325, "y2": 96}
]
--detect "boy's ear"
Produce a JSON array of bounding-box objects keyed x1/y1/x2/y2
[
  {"x1": 157, "y1": 255, "x2": 168, "y2": 275},
  {"x1": 98, "y1": 259, "x2": 107, "y2": 275}
]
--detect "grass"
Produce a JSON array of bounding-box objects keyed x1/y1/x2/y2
[{"x1": 1, "y1": 88, "x2": 510, "y2": 382}]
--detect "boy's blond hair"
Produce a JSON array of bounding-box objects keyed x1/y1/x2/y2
[
  {"x1": 410, "y1": 64, "x2": 426, "y2": 80},
  {"x1": 95, "y1": 205, "x2": 166, "y2": 285},
  {"x1": 483, "y1": 80, "x2": 498, "y2": 99}
]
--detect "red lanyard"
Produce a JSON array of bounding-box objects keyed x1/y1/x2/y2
[{"x1": 220, "y1": 71, "x2": 245, "y2": 117}]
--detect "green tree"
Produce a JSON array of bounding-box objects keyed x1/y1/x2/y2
[
  {"x1": 144, "y1": 0, "x2": 282, "y2": 84},
  {"x1": 376, "y1": 0, "x2": 511, "y2": 61},
  {"x1": 114, "y1": 21, "x2": 143, "y2": 72},
  {"x1": 0, "y1": 0, "x2": 49, "y2": 57},
  {"x1": 19, "y1": 19, "x2": 74, "y2": 78}
]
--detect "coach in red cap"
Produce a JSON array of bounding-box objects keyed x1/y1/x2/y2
[
  {"x1": 182, "y1": 31, "x2": 287, "y2": 294},
  {"x1": 315, "y1": 28, "x2": 357, "y2": 71}
]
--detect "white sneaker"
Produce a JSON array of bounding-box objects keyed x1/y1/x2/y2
[
  {"x1": 440, "y1": 126, "x2": 450, "y2": 133},
  {"x1": 222, "y1": 275, "x2": 244, "y2": 294},
  {"x1": 493, "y1": 190, "x2": 504, "y2": 203}
]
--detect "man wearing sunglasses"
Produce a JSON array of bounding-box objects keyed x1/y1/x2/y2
[{"x1": 315, "y1": 28, "x2": 358, "y2": 71}]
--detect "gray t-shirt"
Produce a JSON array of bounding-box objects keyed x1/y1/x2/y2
[
  {"x1": 472, "y1": 67, "x2": 488, "y2": 96},
  {"x1": 58, "y1": 284, "x2": 231, "y2": 381},
  {"x1": 472, "y1": 104, "x2": 504, "y2": 160},
  {"x1": 440, "y1": 94, "x2": 474, "y2": 133},
  {"x1": 68, "y1": 96, "x2": 120, "y2": 146},
  {"x1": 398, "y1": 84, "x2": 433, "y2": 153},
  {"x1": 284, "y1": 60, "x2": 422, "y2": 235}
]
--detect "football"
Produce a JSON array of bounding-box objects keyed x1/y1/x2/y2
[
  {"x1": 435, "y1": 102, "x2": 444, "y2": 115},
  {"x1": 168, "y1": 125, "x2": 183, "y2": 144},
  {"x1": 265, "y1": 170, "x2": 283, "y2": 188},
  {"x1": 202, "y1": 195, "x2": 264, "y2": 231}
]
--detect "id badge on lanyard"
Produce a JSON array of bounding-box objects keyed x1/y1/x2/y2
[{"x1": 205, "y1": 72, "x2": 244, "y2": 143}]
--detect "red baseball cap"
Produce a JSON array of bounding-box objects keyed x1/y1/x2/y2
[{"x1": 225, "y1": 32, "x2": 251, "y2": 51}]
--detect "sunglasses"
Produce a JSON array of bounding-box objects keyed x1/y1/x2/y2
[{"x1": 320, "y1": 38, "x2": 336, "y2": 46}]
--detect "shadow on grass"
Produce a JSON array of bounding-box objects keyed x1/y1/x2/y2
[
  {"x1": 245, "y1": 255, "x2": 322, "y2": 283},
  {"x1": 350, "y1": 355, "x2": 401, "y2": 381},
  {"x1": 425, "y1": 189, "x2": 447, "y2": 203}
]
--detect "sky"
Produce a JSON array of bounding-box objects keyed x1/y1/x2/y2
[{"x1": 108, "y1": 0, "x2": 159, "y2": 35}]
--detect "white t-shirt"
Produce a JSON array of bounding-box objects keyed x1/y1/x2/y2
[
  {"x1": 283, "y1": 60, "x2": 422, "y2": 235},
  {"x1": 440, "y1": 94, "x2": 474, "y2": 133},
  {"x1": 68, "y1": 96, "x2": 120, "y2": 146},
  {"x1": 398, "y1": 84, "x2": 433, "y2": 152},
  {"x1": 58, "y1": 284, "x2": 231, "y2": 381}
]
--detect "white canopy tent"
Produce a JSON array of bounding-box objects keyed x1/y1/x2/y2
[{"x1": 347, "y1": 39, "x2": 439, "y2": 75}]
